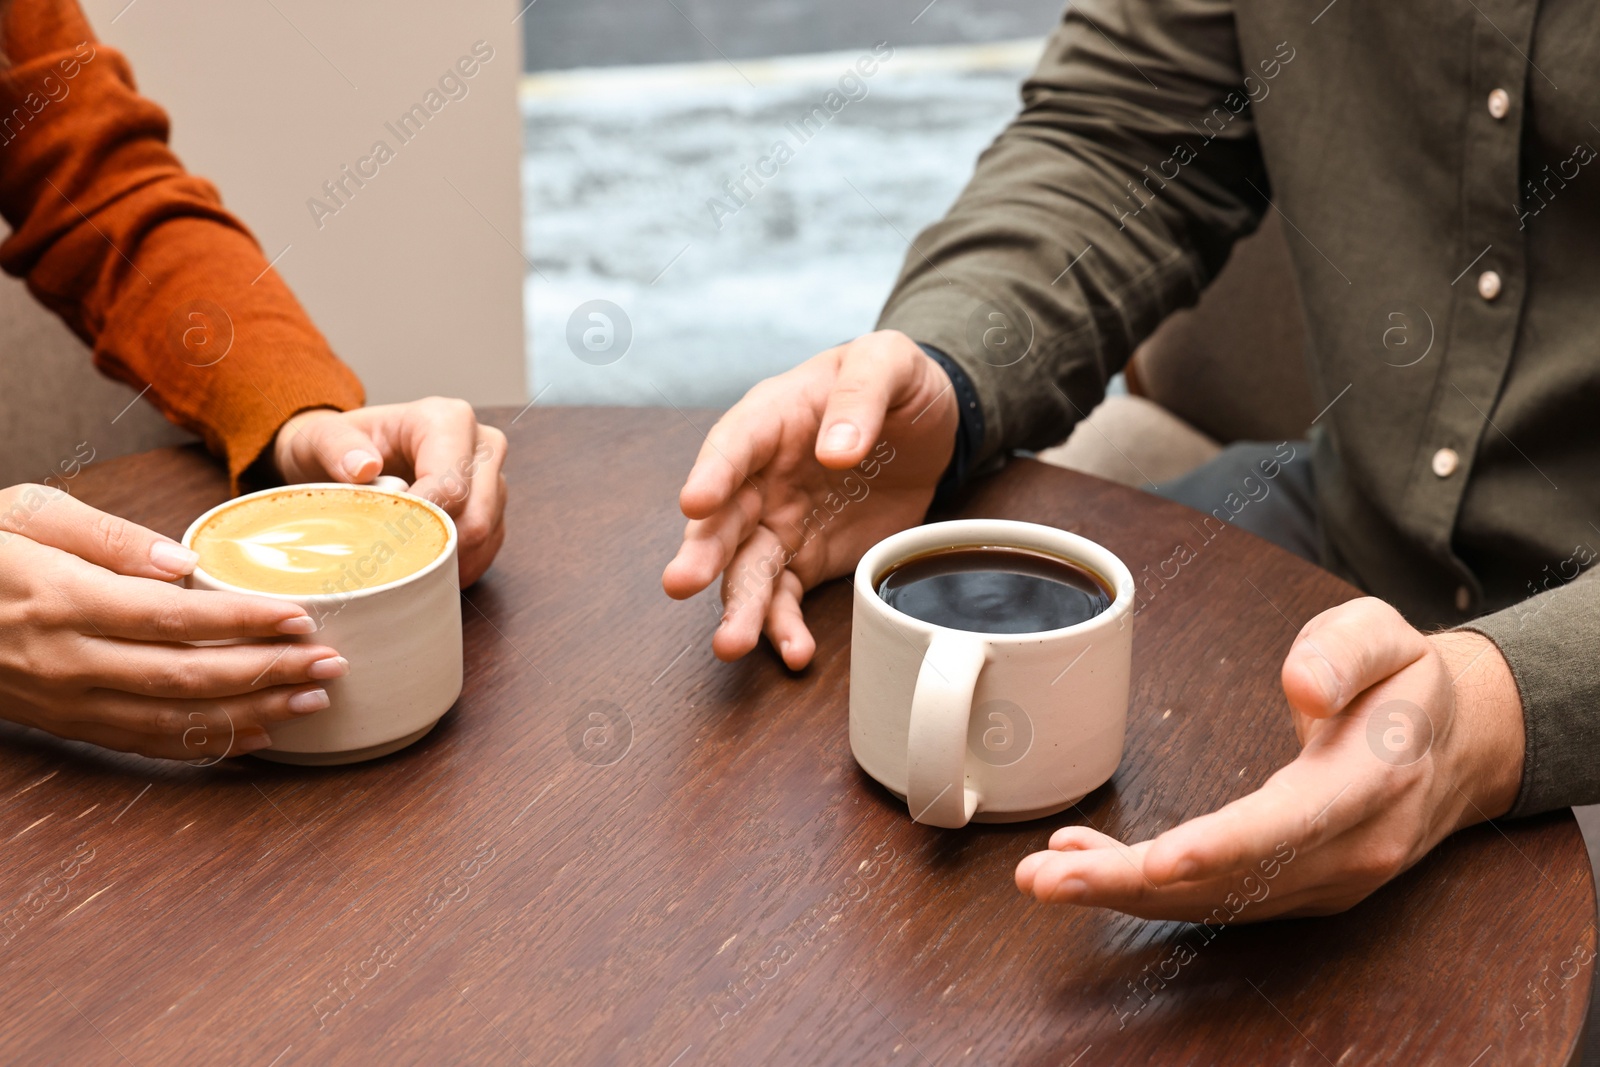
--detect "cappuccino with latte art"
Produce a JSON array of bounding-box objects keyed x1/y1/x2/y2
[
  {"x1": 181, "y1": 482, "x2": 462, "y2": 764},
  {"x1": 191, "y1": 486, "x2": 448, "y2": 595}
]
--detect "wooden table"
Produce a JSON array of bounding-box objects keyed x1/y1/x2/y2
[{"x1": 1, "y1": 407, "x2": 1593, "y2": 1066}]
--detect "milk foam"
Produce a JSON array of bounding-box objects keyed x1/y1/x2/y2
[{"x1": 192, "y1": 488, "x2": 448, "y2": 595}]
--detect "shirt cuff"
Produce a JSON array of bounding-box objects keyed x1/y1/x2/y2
[
  {"x1": 917, "y1": 343, "x2": 986, "y2": 507},
  {"x1": 1456, "y1": 570, "x2": 1600, "y2": 816}
]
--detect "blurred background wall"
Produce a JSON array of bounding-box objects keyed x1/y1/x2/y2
[{"x1": 518, "y1": 0, "x2": 1063, "y2": 409}]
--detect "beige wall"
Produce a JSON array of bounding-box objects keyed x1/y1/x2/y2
[{"x1": 0, "y1": 0, "x2": 527, "y2": 485}]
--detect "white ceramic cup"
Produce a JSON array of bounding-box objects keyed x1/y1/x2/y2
[
  {"x1": 181, "y1": 482, "x2": 463, "y2": 765},
  {"x1": 850, "y1": 519, "x2": 1135, "y2": 828}
]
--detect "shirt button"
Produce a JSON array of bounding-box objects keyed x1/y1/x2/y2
[
  {"x1": 1455, "y1": 585, "x2": 1472, "y2": 612},
  {"x1": 1487, "y1": 88, "x2": 1510, "y2": 120},
  {"x1": 1477, "y1": 270, "x2": 1502, "y2": 301},
  {"x1": 1432, "y1": 447, "x2": 1459, "y2": 477}
]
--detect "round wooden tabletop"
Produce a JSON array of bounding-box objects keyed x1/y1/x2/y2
[{"x1": 0, "y1": 407, "x2": 1592, "y2": 1066}]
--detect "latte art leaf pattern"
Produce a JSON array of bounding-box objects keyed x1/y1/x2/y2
[
  {"x1": 191, "y1": 489, "x2": 449, "y2": 595},
  {"x1": 232, "y1": 524, "x2": 358, "y2": 574}
]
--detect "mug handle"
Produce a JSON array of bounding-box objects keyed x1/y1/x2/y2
[{"x1": 906, "y1": 631, "x2": 985, "y2": 828}]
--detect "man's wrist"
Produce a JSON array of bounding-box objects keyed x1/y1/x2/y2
[
  {"x1": 1431, "y1": 630, "x2": 1525, "y2": 826},
  {"x1": 914, "y1": 342, "x2": 984, "y2": 507}
]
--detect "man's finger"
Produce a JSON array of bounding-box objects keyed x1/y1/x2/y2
[
  {"x1": 1281, "y1": 597, "x2": 1431, "y2": 718},
  {"x1": 1140, "y1": 740, "x2": 1379, "y2": 887},
  {"x1": 663, "y1": 484, "x2": 763, "y2": 600},
  {"x1": 679, "y1": 386, "x2": 791, "y2": 520},
  {"x1": 713, "y1": 525, "x2": 787, "y2": 661},
  {"x1": 1021, "y1": 837, "x2": 1156, "y2": 905},
  {"x1": 762, "y1": 568, "x2": 815, "y2": 669},
  {"x1": 1016, "y1": 824, "x2": 1127, "y2": 893},
  {"x1": 0, "y1": 485, "x2": 199, "y2": 580},
  {"x1": 1018, "y1": 836, "x2": 1350, "y2": 922},
  {"x1": 1047, "y1": 824, "x2": 1126, "y2": 852},
  {"x1": 816, "y1": 333, "x2": 913, "y2": 468}
]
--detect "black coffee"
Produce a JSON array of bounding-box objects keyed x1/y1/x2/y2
[{"x1": 876, "y1": 545, "x2": 1112, "y2": 634}]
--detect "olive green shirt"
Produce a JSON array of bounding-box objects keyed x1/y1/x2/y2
[{"x1": 876, "y1": 0, "x2": 1600, "y2": 816}]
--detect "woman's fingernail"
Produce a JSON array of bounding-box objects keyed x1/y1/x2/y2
[
  {"x1": 820, "y1": 422, "x2": 859, "y2": 453},
  {"x1": 342, "y1": 449, "x2": 381, "y2": 479},
  {"x1": 276, "y1": 615, "x2": 318, "y2": 635},
  {"x1": 238, "y1": 734, "x2": 273, "y2": 754},
  {"x1": 1170, "y1": 858, "x2": 1200, "y2": 883},
  {"x1": 288, "y1": 688, "x2": 329, "y2": 714},
  {"x1": 150, "y1": 541, "x2": 199, "y2": 575},
  {"x1": 306, "y1": 656, "x2": 349, "y2": 680}
]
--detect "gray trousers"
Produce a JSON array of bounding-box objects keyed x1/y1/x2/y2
[{"x1": 1148, "y1": 440, "x2": 1319, "y2": 564}]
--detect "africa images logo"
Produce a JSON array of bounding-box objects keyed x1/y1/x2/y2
[
  {"x1": 566, "y1": 300, "x2": 633, "y2": 366},
  {"x1": 1364, "y1": 699, "x2": 1434, "y2": 766},
  {"x1": 566, "y1": 700, "x2": 633, "y2": 767},
  {"x1": 967, "y1": 699, "x2": 1033, "y2": 767}
]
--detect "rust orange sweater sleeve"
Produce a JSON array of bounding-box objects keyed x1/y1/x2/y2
[{"x1": 0, "y1": 0, "x2": 364, "y2": 484}]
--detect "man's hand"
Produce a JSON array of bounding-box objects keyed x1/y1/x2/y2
[
  {"x1": 661, "y1": 331, "x2": 959, "y2": 668},
  {"x1": 272, "y1": 400, "x2": 508, "y2": 586},
  {"x1": 1015, "y1": 597, "x2": 1525, "y2": 921},
  {"x1": 0, "y1": 485, "x2": 346, "y2": 760}
]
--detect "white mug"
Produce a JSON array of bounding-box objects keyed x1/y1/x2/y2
[
  {"x1": 181, "y1": 482, "x2": 463, "y2": 765},
  {"x1": 849, "y1": 519, "x2": 1135, "y2": 828}
]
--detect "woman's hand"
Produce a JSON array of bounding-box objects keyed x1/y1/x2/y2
[
  {"x1": 0, "y1": 485, "x2": 347, "y2": 761},
  {"x1": 272, "y1": 399, "x2": 509, "y2": 586},
  {"x1": 1015, "y1": 598, "x2": 1525, "y2": 921},
  {"x1": 662, "y1": 331, "x2": 959, "y2": 668}
]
